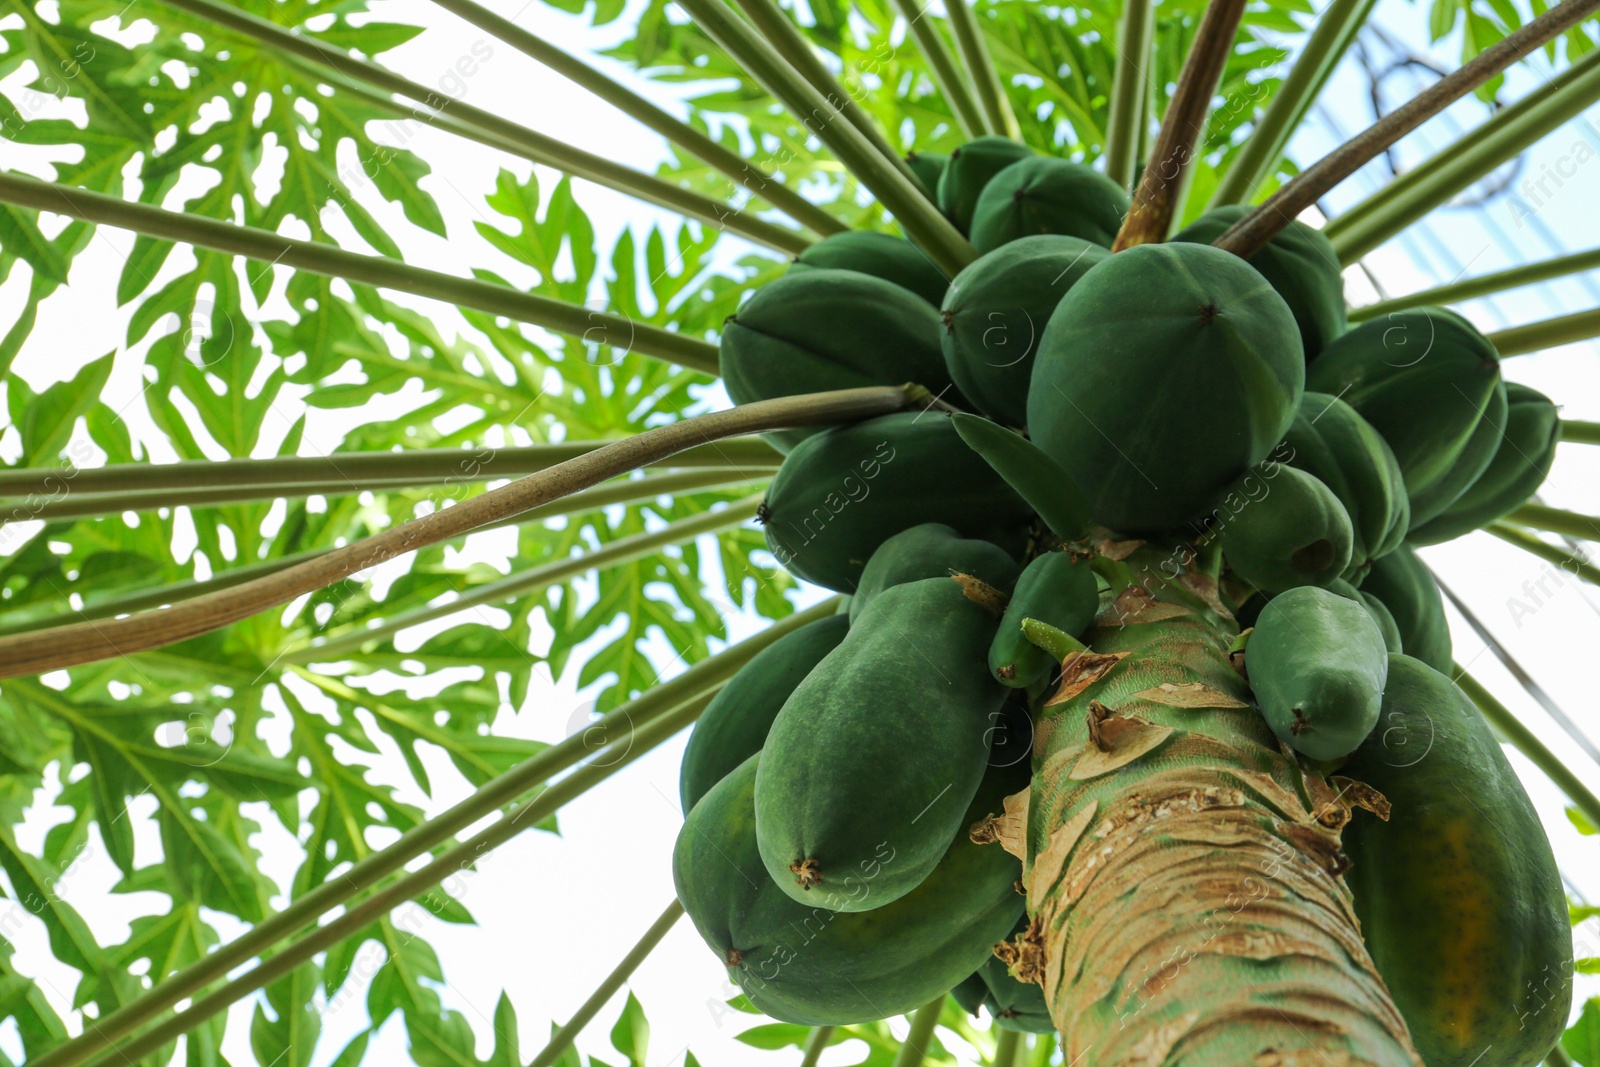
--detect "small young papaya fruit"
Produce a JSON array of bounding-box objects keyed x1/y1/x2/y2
[
  {"x1": 1284, "y1": 391, "x2": 1410, "y2": 575},
  {"x1": 761, "y1": 412, "x2": 1033, "y2": 592},
  {"x1": 755, "y1": 576, "x2": 1007, "y2": 911},
  {"x1": 720, "y1": 268, "x2": 952, "y2": 453},
  {"x1": 989, "y1": 549, "x2": 1098, "y2": 688},
  {"x1": 1343, "y1": 656, "x2": 1571, "y2": 1067},
  {"x1": 1246, "y1": 585, "x2": 1388, "y2": 760},
  {"x1": 1305, "y1": 307, "x2": 1503, "y2": 504},
  {"x1": 1215, "y1": 463, "x2": 1353, "y2": 593},
  {"x1": 906, "y1": 150, "x2": 950, "y2": 199},
  {"x1": 1028, "y1": 242, "x2": 1304, "y2": 532},
  {"x1": 1326, "y1": 579, "x2": 1404, "y2": 654},
  {"x1": 789, "y1": 231, "x2": 951, "y2": 307},
  {"x1": 678, "y1": 614, "x2": 850, "y2": 812},
  {"x1": 938, "y1": 137, "x2": 1034, "y2": 233},
  {"x1": 1173, "y1": 205, "x2": 1346, "y2": 359},
  {"x1": 968, "y1": 157, "x2": 1129, "y2": 254},
  {"x1": 674, "y1": 750, "x2": 1025, "y2": 1024},
  {"x1": 941, "y1": 235, "x2": 1109, "y2": 426},
  {"x1": 1409, "y1": 382, "x2": 1559, "y2": 544},
  {"x1": 850, "y1": 523, "x2": 1020, "y2": 623},
  {"x1": 951, "y1": 414, "x2": 1093, "y2": 544},
  {"x1": 1357, "y1": 544, "x2": 1451, "y2": 673},
  {"x1": 952, "y1": 917, "x2": 1053, "y2": 1032}
]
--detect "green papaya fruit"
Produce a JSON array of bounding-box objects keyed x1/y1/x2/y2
[
  {"x1": 1285, "y1": 392, "x2": 1411, "y2": 575},
  {"x1": 755, "y1": 576, "x2": 1006, "y2": 910},
  {"x1": 1216, "y1": 464, "x2": 1353, "y2": 592},
  {"x1": 1305, "y1": 307, "x2": 1503, "y2": 504},
  {"x1": 968, "y1": 157, "x2": 1130, "y2": 254},
  {"x1": 1173, "y1": 206, "x2": 1346, "y2": 359},
  {"x1": 941, "y1": 235, "x2": 1110, "y2": 426},
  {"x1": 790, "y1": 231, "x2": 951, "y2": 307},
  {"x1": 675, "y1": 751, "x2": 1025, "y2": 1024},
  {"x1": 938, "y1": 137, "x2": 1034, "y2": 233},
  {"x1": 678, "y1": 614, "x2": 850, "y2": 812},
  {"x1": 1405, "y1": 374, "x2": 1508, "y2": 528},
  {"x1": 951, "y1": 971, "x2": 990, "y2": 1016},
  {"x1": 1409, "y1": 382, "x2": 1560, "y2": 545},
  {"x1": 989, "y1": 549, "x2": 1098, "y2": 688},
  {"x1": 850, "y1": 523, "x2": 1020, "y2": 624},
  {"x1": 1326, "y1": 579, "x2": 1404, "y2": 654},
  {"x1": 1246, "y1": 585, "x2": 1388, "y2": 760},
  {"x1": 1343, "y1": 655, "x2": 1571, "y2": 1067},
  {"x1": 761, "y1": 412, "x2": 1033, "y2": 592},
  {"x1": 906, "y1": 151, "x2": 950, "y2": 198},
  {"x1": 1029, "y1": 242, "x2": 1304, "y2": 532},
  {"x1": 1357, "y1": 544, "x2": 1451, "y2": 673},
  {"x1": 720, "y1": 269, "x2": 953, "y2": 453}
]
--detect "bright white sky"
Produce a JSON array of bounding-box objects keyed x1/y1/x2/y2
[{"x1": 1, "y1": 0, "x2": 1599, "y2": 1063}]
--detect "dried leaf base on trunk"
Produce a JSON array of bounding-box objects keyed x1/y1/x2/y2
[{"x1": 997, "y1": 554, "x2": 1421, "y2": 1067}]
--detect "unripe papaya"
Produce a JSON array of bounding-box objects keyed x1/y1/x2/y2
[
  {"x1": 938, "y1": 137, "x2": 1034, "y2": 233},
  {"x1": 790, "y1": 231, "x2": 951, "y2": 308},
  {"x1": 988, "y1": 549, "x2": 1098, "y2": 688},
  {"x1": 1246, "y1": 585, "x2": 1388, "y2": 760},
  {"x1": 1305, "y1": 307, "x2": 1504, "y2": 504},
  {"x1": 755, "y1": 576, "x2": 1006, "y2": 911},
  {"x1": 1284, "y1": 392, "x2": 1411, "y2": 575},
  {"x1": 1216, "y1": 464, "x2": 1353, "y2": 592},
  {"x1": 906, "y1": 151, "x2": 950, "y2": 198},
  {"x1": 678, "y1": 614, "x2": 850, "y2": 812},
  {"x1": 1327, "y1": 579, "x2": 1404, "y2": 655},
  {"x1": 674, "y1": 751, "x2": 1025, "y2": 1024},
  {"x1": 1029, "y1": 242, "x2": 1304, "y2": 532},
  {"x1": 720, "y1": 269, "x2": 954, "y2": 453},
  {"x1": 1409, "y1": 383, "x2": 1560, "y2": 545},
  {"x1": 1174, "y1": 206, "x2": 1346, "y2": 359},
  {"x1": 968, "y1": 157, "x2": 1130, "y2": 254},
  {"x1": 1405, "y1": 374, "x2": 1508, "y2": 529},
  {"x1": 940, "y1": 235, "x2": 1109, "y2": 426},
  {"x1": 1358, "y1": 544, "x2": 1452, "y2": 674},
  {"x1": 761, "y1": 412, "x2": 1033, "y2": 592},
  {"x1": 850, "y1": 523, "x2": 1020, "y2": 624},
  {"x1": 1343, "y1": 655, "x2": 1571, "y2": 1067}
]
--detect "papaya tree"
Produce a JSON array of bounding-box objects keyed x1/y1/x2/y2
[{"x1": 0, "y1": 0, "x2": 1599, "y2": 1062}]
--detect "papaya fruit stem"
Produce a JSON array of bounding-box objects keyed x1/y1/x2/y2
[
  {"x1": 0, "y1": 387, "x2": 905, "y2": 679},
  {"x1": 1112, "y1": 0, "x2": 1248, "y2": 250},
  {"x1": 1020, "y1": 617, "x2": 1087, "y2": 661},
  {"x1": 1215, "y1": 0, "x2": 1600, "y2": 261},
  {"x1": 422, "y1": 0, "x2": 848, "y2": 238},
  {"x1": 0, "y1": 170, "x2": 724, "y2": 375}
]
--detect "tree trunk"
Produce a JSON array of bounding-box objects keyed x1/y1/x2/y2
[{"x1": 995, "y1": 547, "x2": 1422, "y2": 1067}]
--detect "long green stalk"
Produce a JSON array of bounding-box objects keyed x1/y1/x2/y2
[
  {"x1": 157, "y1": 0, "x2": 810, "y2": 255},
  {"x1": 1030, "y1": 1034, "x2": 1056, "y2": 1067},
  {"x1": 0, "y1": 170, "x2": 720, "y2": 375},
  {"x1": 891, "y1": 999, "x2": 945, "y2": 1067},
  {"x1": 1508, "y1": 503, "x2": 1600, "y2": 542},
  {"x1": 730, "y1": 0, "x2": 922, "y2": 187},
  {"x1": 1104, "y1": 0, "x2": 1153, "y2": 191},
  {"x1": 425, "y1": 0, "x2": 844, "y2": 237},
  {"x1": 1215, "y1": 0, "x2": 1600, "y2": 260},
  {"x1": 0, "y1": 438, "x2": 780, "y2": 498},
  {"x1": 1209, "y1": 0, "x2": 1377, "y2": 205},
  {"x1": 6, "y1": 466, "x2": 767, "y2": 525},
  {"x1": 674, "y1": 0, "x2": 976, "y2": 276},
  {"x1": 81, "y1": 687, "x2": 724, "y2": 1067},
  {"x1": 0, "y1": 386, "x2": 908, "y2": 679},
  {"x1": 944, "y1": 0, "x2": 1018, "y2": 138},
  {"x1": 993, "y1": 1029, "x2": 1021, "y2": 1067},
  {"x1": 1562, "y1": 420, "x2": 1600, "y2": 445},
  {"x1": 1486, "y1": 308, "x2": 1600, "y2": 357},
  {"x1": 886, "y1": 0, "x2": 987, "y2": 138},
  {"x1": 527, "y1": 900, "x2": 685, "y2": 1067},
  {"x1": 285, "y1": 496, "x2": 763, "y2": 663},
  {"x1": 32, "y1": 597, "x2": 839, "y2": 1067},
  {"x1": 800, "y1": 1027, "x2": 836, "y2": 1067},
  {"x1": 1490, "y1": 522, "x2": 1600, "y2": 585},
  {"x1": 1454, "y1": 667, "x2": 1600, "y2": 831},
  {"x1": 1549, "y1": 1041, "x2": 1577, "y2": 1067},
  {"x1": 1350, "y1": 246, "x2": 1600, "y2": 321},
  {"x1": 1325, "y1": 46, "x2": 1600, "y2": 263}
]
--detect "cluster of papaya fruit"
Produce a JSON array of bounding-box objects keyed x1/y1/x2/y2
[{"x1": 678, "y1": 137, "x2": 1570, "y2": 1059}]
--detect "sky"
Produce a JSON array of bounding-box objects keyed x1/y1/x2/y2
[{"x1": 0, "y1": 0, "x2": 1599, "y2": 1063}]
